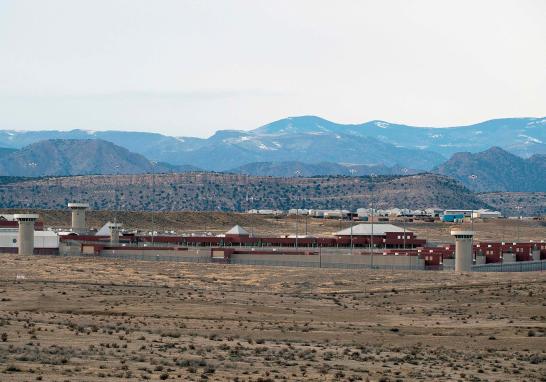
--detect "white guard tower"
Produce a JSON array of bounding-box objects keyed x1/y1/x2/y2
[{"x1": 451, "y1": 227, "x2": 475, "y2": 272}]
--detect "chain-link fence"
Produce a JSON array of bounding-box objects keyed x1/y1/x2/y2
[
  {"x1": 472, "y1": 260, "x2": 546, "y2": 272},
  {"x1": 230, "y1": 258, "x2": 423, "y2": 270},
  {"x1": 57, "y1": 251, "x2": 211, "y2": 263}
]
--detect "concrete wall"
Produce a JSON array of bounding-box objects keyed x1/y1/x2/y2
[
  {"x1": 100, "y1": 248, "x2": 211, "y2": 262},
  {"x1": 230, "y1": 253, "x2": 424, "y2": 269},
  {"x1": 59, "y1": 242, "x2": 82, "y2": 256},
  {"x1": 0, "y1": 231, "x2": 59, "y2": 249},
  {"x1": 475, "y1": 255, "x2": 486, "y2": 265},
  {"x1": 443, "y1": 258, "x2": 455, "y2": 269},
  {"x1": 231, "y1": 253, "x2": 317, "y2": 264},
  {"x1": 503, "y1": 252, "x2": 516, "y2": 263}
]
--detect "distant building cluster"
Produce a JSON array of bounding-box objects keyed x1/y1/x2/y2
[{"x1": 248, "y1": 207, "x2": 503, "y2": 222}]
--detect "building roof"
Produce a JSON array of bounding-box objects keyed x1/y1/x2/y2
[
  {"x1": 335, "y1": 223, "x2": 405, "y2": 236},
  {"x1": 96, "y1": 221, "x2": 122, "y2": 236},
  {"x1": 13, "y1": 214, "x2": 39, "y2": 220},
  {"x1": 225, "y1": 225, "x2": 250, "y2": 236},
  {"x1": 0, "y1": 230, "x2": 57, "y2": 237},
  {"x1": 0, "y1": 214, "x2": 15, "y2": 221},
  {"x1": 68, "y1": 202, "x2": 90, "y2": 209}
]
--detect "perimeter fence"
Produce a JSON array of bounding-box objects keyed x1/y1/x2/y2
[{"x1": 472, "y1": 260, "x2": 546, "y2": 272}]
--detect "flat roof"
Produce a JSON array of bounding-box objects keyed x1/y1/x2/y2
[
  {"x1": 335, "y1": 223, "x2": 405, "y2": 236},
  {"x1": 68, "y1": 203, "x2": 90, "y2": 208},
  {"x1": 450, "y1": 230, "x2": 475, "y2": 236},
  {"x1": 13, "y1": 214, "x2": 39, "y2": 220}
]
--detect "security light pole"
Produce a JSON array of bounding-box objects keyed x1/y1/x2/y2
[
  {"x1": 468, "y1": 174, "x2": 478, "y2": 239},
  {"x1": 151, "y1": 161, "x2": 157, "y2": 247},
  {"x1": 350, "y1": 219, "x2": 353, "y2": 255},
  {"x1": 249, "y1": 196, "x2": 255, "y2": 238},
  {"x1": 349, "y1": 170, "x2": 357, "y2": 256},
  {"x1": 515, "y1": 205, "x2": 523, "y2": 242},
  {"x1": 294, "y1": 170, "x2": 301, "y2": 250},
  {"x1": 295, "y1": 208, "x2": 299, "y2": 250},
  {"x1": 113, "y1": 164, "x2": 120, "y2": 240},
  {"x1": 370, "y1": 173, "x2": 376, "y2": 268},
  {"x1": 402, "y1": 168, "x2": 408, "y2": 251}
]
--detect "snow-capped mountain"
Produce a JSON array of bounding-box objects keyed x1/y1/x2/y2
[{"x1": 0, "y1": 116, "x2": 544, "y2": 171}]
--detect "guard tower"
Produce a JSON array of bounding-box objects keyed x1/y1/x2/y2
[
  {"x1": 450, "y1": 227, "x2": 475, "y2": 272},
  {"x1": 68, "y1": 203, "x2": 89, "y2": 234},
  {"x1": 14, "y1": 214, "x2": 39, "y2": 256},
  {"x1": 108, "y1": 223, "x2": 122, "y2": 245}
]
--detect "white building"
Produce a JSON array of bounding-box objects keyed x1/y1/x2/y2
[
  {"x1": 425, "y1": 208, "x2": 443, "y2": 217},
  {"x1": 323, "y1": 209, "x2": 350, "y2": 219},
  {"x1": 247, "y1": 209, "x2": 283, "y2": 215},
  {"x1": 288, "y1": 209, "x2": 309, "y2": 215},
  {"x1": 225, "y1": 225, "x2": 250, "y2": 236},
  {"x1": 308, "y1": 209, "x2": 326, "y2": 218},
  {"x1": 443, "y1": 209, "x2": 474, "y2": 217},
  {"x1": 472, "y1": 209, "x2": 502, "y2": 219},
  {"x1": 0, "y1": 230, "x2": 59, "y2": 249},
  {"x1": 335, "y1": 223, "x2": 405, "y2": 236}
]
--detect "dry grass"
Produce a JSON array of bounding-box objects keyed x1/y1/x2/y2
[{"x1": 0, "y1": 255, "x2": 545, "y2": 381}]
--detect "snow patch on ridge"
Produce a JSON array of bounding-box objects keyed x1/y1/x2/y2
[
  {"x1": 375, "y1": 121, "x2": 390, "y2": 129},
  {"x1": 518, "y1": 134, "x2": 543, "y2": 144},
  {"x1": 256, "y1": 142, "x2": 278, "y2": 151}
]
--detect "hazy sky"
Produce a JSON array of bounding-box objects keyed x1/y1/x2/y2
[{"x1": 0, "y1": 0, "x2": 544, "y2": 137}]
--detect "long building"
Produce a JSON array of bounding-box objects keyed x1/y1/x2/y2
[{"x1": 2, "y1": 215, "x2": 544, "y2": 270}]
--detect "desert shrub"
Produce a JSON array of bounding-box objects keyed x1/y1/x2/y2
[
  {"x1": 5, "y1": 364, "x2": 21, "y2": 372},
  {"x1": 160, "y1": 331, "x2": 181, "y2": 339}
]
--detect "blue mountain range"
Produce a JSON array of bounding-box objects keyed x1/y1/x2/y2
[{"x1": 1, "y1": 116, "x2": 544, "y2": 171}]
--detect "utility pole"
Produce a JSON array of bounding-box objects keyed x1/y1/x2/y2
[
  {"x1": 294, "y1": 170, "x2": 301, "y2": 250},
  {"x1": 151, "y1": 161, "x2": 157, "y2": 247},
  {"x1": 468, "y1": 174, "x2": 478, "y2": 236},
  {"x1": 295, "y1": 207, "x2": 299, "y2": 250},
  {"x1": 515, "y1": 205, "x2": 523, "y2": 242},
  {"x1": 249, "y1": 196, "x2": 254, "y2": 238},
  {"x1": 350, "y1": 219, "x2": 353, "y2": 255},
  {"x1": 350, "y1": 171, "x2": 357, "y2": 256},
  {"x1": 467, "y1": 174, "x2": 479, "y2": 262},
  {"x1": 402, "y1": 168, "x2": 408, "y2": 251},
  {"x1": 113, "y1": 164, "x2": 120, "y2": 242},
  {"x1": 370, "y1": 173, "x2": 376, "y2": 268}
]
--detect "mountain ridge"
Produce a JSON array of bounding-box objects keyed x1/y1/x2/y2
[
  {"x1": 2, "y1": 116, "x2": 544, "y2": 170},
  {"x1": 433, "y1": 146, "x2": 546, "y2": 192},
  {"x1": 229, "y1": 161, "x2": 419, "y2": 177},
  {"x1": 0, "y1": 172, "x2": 490, "y2": 212},
  {"x1": 0, "y1": 139, "x2": 201, "y2": 176}
]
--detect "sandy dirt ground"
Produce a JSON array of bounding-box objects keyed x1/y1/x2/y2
[{"x1": 0, "y1": 255, "x2": 545, "y2": 381}]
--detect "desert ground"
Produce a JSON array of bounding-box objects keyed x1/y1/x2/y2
[
  {"x1": 2, "y1": 209, "x2": 545, "y2": 243},
  {"x1": 0, "y1": 255, "x2": 545, "y2": 381}
]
